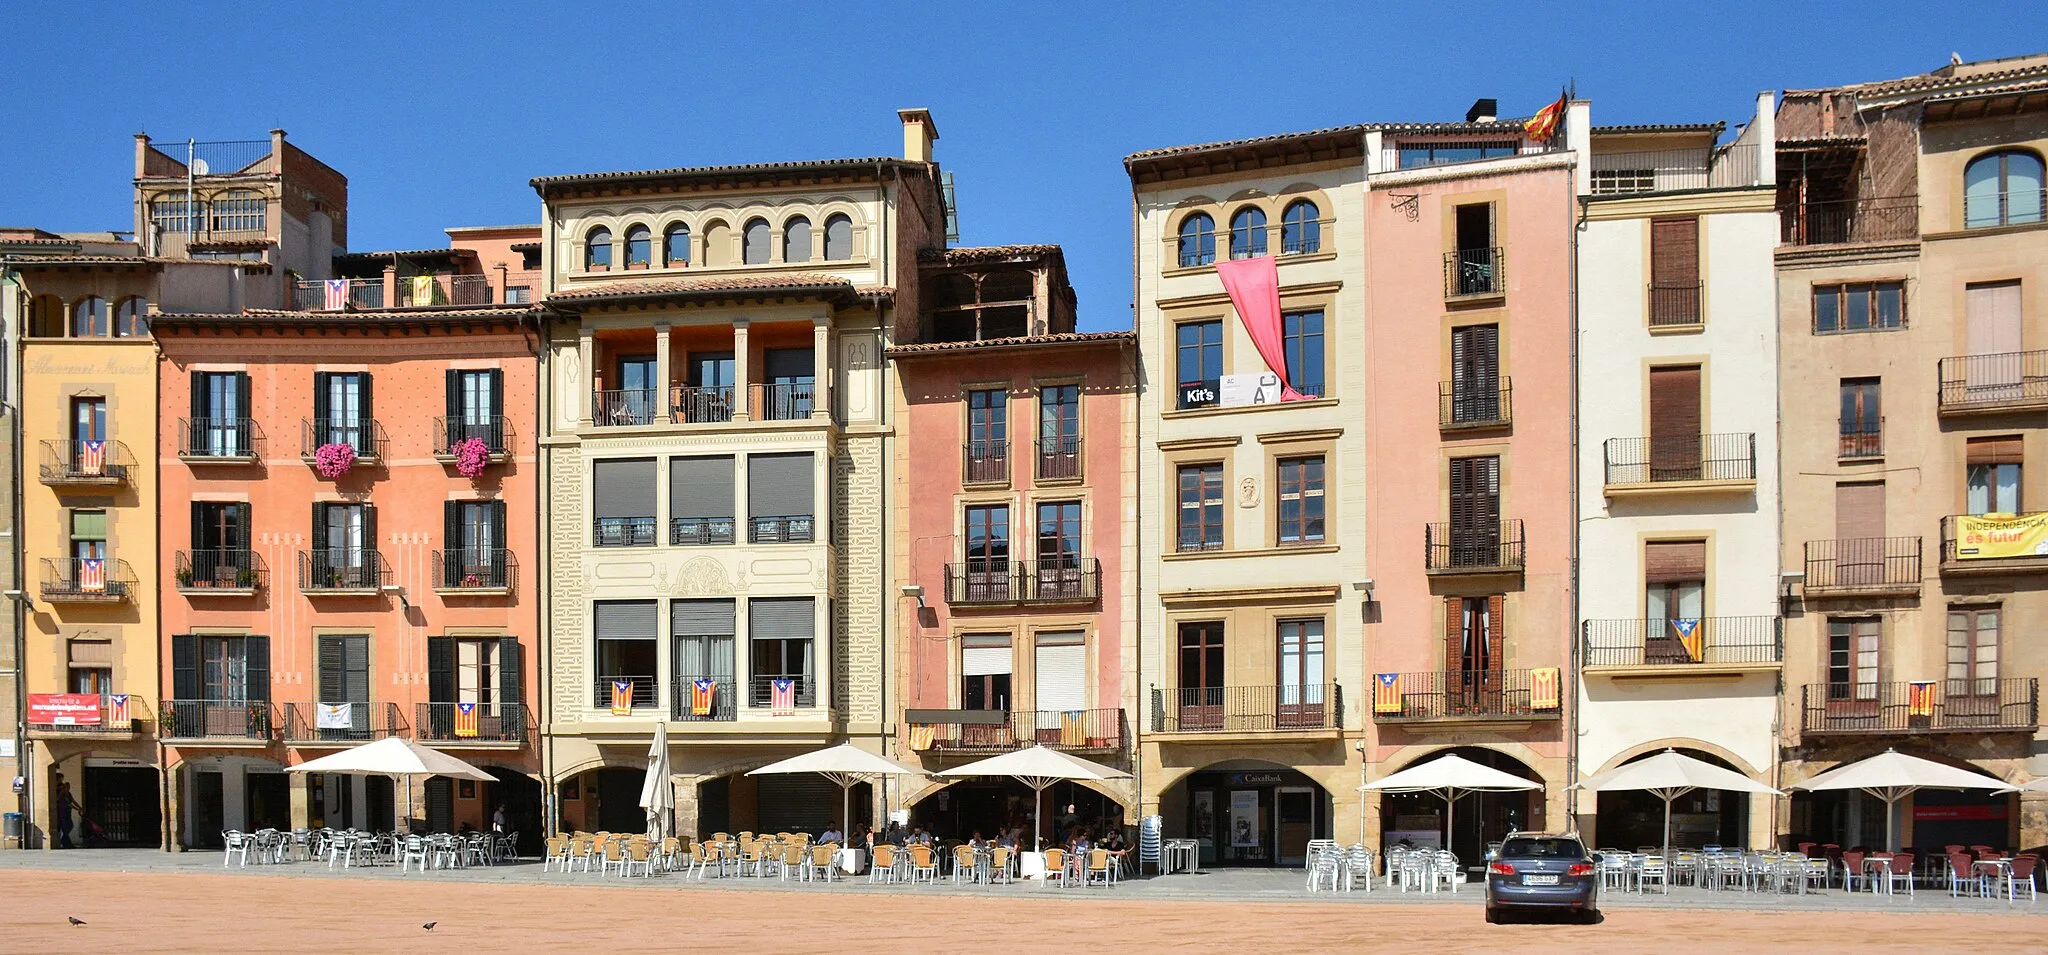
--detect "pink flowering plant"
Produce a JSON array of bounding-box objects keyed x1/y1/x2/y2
[
  {"x1": 313, "y1": 441, "x2": 357, "y2": 479},
  {"x1": 452, "y1": 436, "x2": 492, "y2": 477}
]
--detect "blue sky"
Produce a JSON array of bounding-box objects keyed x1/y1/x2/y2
[{"x1": 7, "y1": 1, "x2": 2042, "y2": 330}]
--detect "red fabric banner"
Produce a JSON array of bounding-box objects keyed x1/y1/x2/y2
[
  {"x1": 1214, "y1": 255, "x2": 1307, "y2": 401},
  {"x1": 29, "y1": 693, "x2": 102, "y2": 725}
]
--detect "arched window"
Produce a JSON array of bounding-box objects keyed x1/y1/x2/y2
[
  {"x1": 783, "y1": 215, "x2": 813, "y2": 263},
  {"x1": 1281, "y1": 200, "x2": 1322, "y2": 254},
  {"x1": 210, "y1": 189, "x2": 265, "y2": 232},
  {"x1": 663, "y1": 223, "x2": 690, "y2": 267},
  {"x1": 149, "y1": 197, "x2": 198, "y2": 235},
  {"x1": 623, "y1": 224, "x2": 651, "y2": 267},
  {"x1": 702, "y1": 220, "x2": 731, "y2": 267},
  {"x1": 584, "y1": 226, "x2": 613, "y2": 270},
  {"x1": 71, "y1": 296, "x2": 109, "y2": 337},
  {"x1": 1229, "y1": 207, "x2": 1267, "y2": 259},
  {"x1": 114, "y1": 297, "x2": 150, "y2": 338},
  {"x1": 742, "y1": 218, "x2": 772, "y2": 265},
  {"x1": 1964, "y1": 150, "x2": 2046, "y2": 228},
  {"x1": 1177, "y1": 212, "x2": 1216, "y2": 268},
  {"x1": 823, "y1": 214, "x2": 854, "y2": 261},
  {"x1": 28, "y1": 294, "x2": 64, "y2": 337}
]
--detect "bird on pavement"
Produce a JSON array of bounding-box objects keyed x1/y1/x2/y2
[
  {"x1": 68, "y1": 917, "x2": 86, "y2": 926},
  {"x1": 422, "y1": 922, "x2": 436, "y2": 931}
]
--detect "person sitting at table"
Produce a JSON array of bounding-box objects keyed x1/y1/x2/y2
[
  {"x1": 966, "y1": 830, "x2": 987, "y2": 850},
  {"x1": 848, "y1": 823, "x2": 868, "y2": 848},
  {"x1": 1067, "y1": 829, "x2": 1092, "y2": 855},
  {"x1": 819, "y1": 821, "x2": 843, "y2": 845},
  {"x1": 1099, "y1": 827, "x2": 1129, "y2": 862},
  {"x1": 907, "y1": 825, "x2": 933, "y2": 846}
]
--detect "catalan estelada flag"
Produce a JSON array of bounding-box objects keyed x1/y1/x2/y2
[
  {"x1": 1671, "y1": 618, "x2": 1704, "y2": 663},
  {"x1": 1906, "y1": 680, "x2": 1937, "y2": 718},
  {"x1": 1373, "y1": 673, "x2": 1403, "y2": 714},
  {"x1": 323, "y1": 278, "x2": 348, "y2": 310},
  {"x1": 691, "y1": 679, "x2": 716, "y2": 717},
  {"x1": 610, "y1": 679, "x2": 634, "y2": 716},
  {"x1": 78, "y1": 440, "x2": 105, "y2": 475},
  {"x1": 79, "y1": 558, "x2": 105, "y2": 592},
  {"x1": 455, "y1": 701, "x2": 479, "y2": 738},
  {"x1": 108, "y1": 693, "x2": 129, "y2": 724},
  {"x1": 1524, "y1": 90, "x2": 1569, "y2": 143},
  {"x1": 771, "y1": 678, "x2": 796, "y2": 715},
  {"x1": 1530, "y1": 667, "x2": 1562, "y2": 710}
]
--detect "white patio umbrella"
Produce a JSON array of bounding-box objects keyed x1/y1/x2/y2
[
  {"x1": 287, "y1": 737, "x2": 493, "y2": 833},
  {"x1": 1996, "y1": 777, "x2": 2048, "y2": 794},
  {"x1": 1788, "y1": 748, "x2": 2010, "y2": 851},
  {"x1": 935, "y1": 744, "x2": 1132, "y2": 850},
  {"x1": 1360, "y1": 753, "x2": 1542, "y2": 858},
  {"x1": 1573, "y1": 750, "x2": 1780, "y2": 860},
  {"x1": 640, "y1": 721, "x2": 673, "y2": 841},
  {"x1": 746, "y1": 743, "x2": 925, "y2": 838}
]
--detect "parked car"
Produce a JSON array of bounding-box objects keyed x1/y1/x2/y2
[{"x1": 1484, "y1": 832, "x2": 1601, "y2": 924}]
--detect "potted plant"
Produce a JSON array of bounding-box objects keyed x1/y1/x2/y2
[
  {"x1": 452, "y1": 436, "x2": 491, "y2": 478},
  {"x1": 626, "y1": 259, "x2": 648, "y2": 271},
  {"x1": 461, "y1": 573, "x2": 484, "y2": 589},
  {"x1": 313, "y1": 441, "x2": 356, "y2": 479},
  {"x1": 238, "y1": 569, "x2": 258, "y2": 589},
  {"x1": 176, "y1": 567, "x2": 193, "y2": 588}
]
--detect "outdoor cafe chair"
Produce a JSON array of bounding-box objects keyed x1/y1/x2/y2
[
  {"x1": 806, "y1": 844, "x2": 840, "y2": 883},
  {"x1": 1880, "y1": 853, "x2": 1916, "y2": 897},
  {"x1": 737, "y1": 841, "x2": 767, "y2": 877},
  {"x1": 221, "y1": 830, "x2": 253, "y2": 867},
  {"x1": 1086, "y1": 849, "x2": 1114, "y2": 888},
  {"x1": 622, "y1": 841, "x2": 656, "y2": 878},
  {"x1": 1307, "y1": 850, "x2": 1342, "y2": 892},
  {"x1": 1397, "y1": 851, "x2": 1431, "y2": 893},
  {"x1": 1041, "y1": 848, "x2": 1068, "y2": 888},
  {"x1": 909, "y1": 844, "x2": 940, "y2": 885},
  {"x1": 543, "y1": 835, "x2": 570, "y2": 872},
  {"x1": 401, "y1": 835, "x2": 432, "y2": 872},
  {"x1": 1347, "y1": 845, "x2": 1374, "y2": 892},
  {"x1": 1947, "y1": 852, "x2": 1981, "y2": 897},
  {"x1": 868, "y1": 844, "x2": 898, "y2": 883},
  {"x1": 1433, "y1": 850, "x2": 1460, "y2": 892},
  {"x1": 599, "y1": 840, "x2": 630, "y2": 876},
  {"x1": 988, "y1": 847, "x2": 1014, "y2": 885},
  {"x1": 1841, "y1": 851, "x2": 1867, "y2": 892},
  {"x1": 2002, "y1": 855, "x2": 2039, "y2": 902},
  {"x1": 950, "y1": 845, "x2": 979, "y2": 884},
  {"x1": 1636, "y1": 855, "x2": 1669, "y2": 894},
  {"x1": 776, "y1": 843, "x2": 806, "y2": 880},
  {"x1": 1303, "y1": 838, "x2": 1338, "y2": 872}
]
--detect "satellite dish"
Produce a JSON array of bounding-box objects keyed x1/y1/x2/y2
[{"x1": 191, "y1": 158, "x2": 210, "y2": 175}]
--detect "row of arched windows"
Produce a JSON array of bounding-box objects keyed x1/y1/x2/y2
[
  {"x1": 27, "y1": 295, "x2": 150, "y2": 339},
  {"x1": 147, "y1": 190, "x2": 266, "y2": 234},
  {"x1": 585, "y1": 213, "x2": 856, "y2": 271},
  {"x1": 1177, "y1": 199, "x2": 1322, "y2": 268}
]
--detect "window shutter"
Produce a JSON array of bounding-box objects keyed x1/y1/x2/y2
[
  {"x1": 363, "y1": 505, "x2": 378, "y2": 559},
  {"x1": 172, "y1": 634, "x2": 200, "y2": 701},
  {"x1": 1835, "y1": 482, "x2": 1887, "y2": 541},
  {"x1": 313, "y1": 372, "x2": 332, "y2": 423},
  {"x1": 1649, "y1": 366, "x2": 1703, "y2": 441},
  {"x1": 427, "y1": 636, "x2": 454, "y2": 703},
  {"x1": 488, "y1": 500, "x2": 506, "y2": 551},
  {"x1": 310, "y1": 503, "x2": 329, "y2": 550},
  {"x1": 1444, "y1": 598, "x2": 1462, "y2": 671},
  {"x1": 234, "y1": 373, "x2": 250, "y2": 421},
  {"x1": 747, "y1": 453, "x2": 814, "y2": 519},
  {"x1": 189, "y1": 371, "x2": 205, "y2": 419},
  {"x1": 1034, "y1": 632, "x2": 1087, "y2": 712},
  {"x1": 593, "y1": 458, "x2": 658, "y2": 519},
  {"x1": 245, "y1": 635, "x2": 270, "y2": 703},
  {"x1": 962, "y1": 634, "x2": 1013, "y2": 676},
  {"x1": 487, "y1": 369, "x2": 504, "y2": 419},
  {"x1": 594, "y1": 600, "x2": 659, "y2": 641},
  {"x1": 499, "y1": 637, "x2": 522, "y2": 705},
  {"x1": 1967, "y1": 436, "x2": 2024, "y2": 465},
  {"x1": 748, "y1": 597, "x2": 814, "y2": 639},
  {"x1": 671, "y1": 455, "x2": 736, "y2": 519},
  {"x1": 672, "y1": 599, "x2": 737, "y2": 636},
  {"x1": 318, "y1": 635, "x2": 344, "y2": 702},
  {"x1": 190, "y1": 502, "x2": 205, "y2": 553},
  {"x1": 1650, "y1": 217, "x2": 1700, "y2": 286},
  {"x1": 359, "y1": 372, "x2": 374, "y2": 424},
  {"x1": 445, "y1": 369, "x2": 460, "y2": 424},
  {"x1": 344, "y1": 636, "x2": 370, "y2": 704},
  {"x1": 232, "y1": 502, "x2": 251, "y2": 551},
  {"x1": 673, "y1": 601, "x2": 736, "y2": 681},
  {"x1": 1645, "y1": 540, "x2": 1708, "y2": 584},
  {"x1": 1486, "y1": 595, "x2": 1506, "y2": 671},
  {"x1": 443, "y1": 501, "x2": 460, "y2": 552}
]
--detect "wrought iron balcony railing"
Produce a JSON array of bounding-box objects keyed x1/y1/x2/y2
[
  {"x1": 431, "y1": 548, "x2": 516, "y2": 593},
  {"x1": 178, "y1": 416, "x2": 262, "y2": 461},
  {"x1": 1369, "y1": 670, "x2": 1563, "y2": 722},
  {"x1": 1150, "y1": 684, "x2": 1341, "y2": 733},
  {"x1": 175, "y1": 549, "x2": 267, "y2": 594},
  {"x1": 1424, "y1": 520, "x2": 1524, "y2": 573},
  {"x1": 39, "y1": 439, "x2": 134, "y2": 485},
  {"x1": 1444, "y1": 246, "x2": 1505, "y2": 297},
  {"x1": 1439, "y1": 378, "x2": 1511, "y2": 429},
  {"x1": 1779, "y1": 195, "x2": 1919, "y2": 246},
  {"x1": 1801, "y1": 679, "x2": 2037, "y2": 735},
  {"x1": 281, "y1": 701, "x2": 407, "y2": 744},
  {"x1": 40, "y1": 557, "x2": 136, "y2": 602},
  {"x1": 1602, "y1": 433, "x2": 1757, "y2": 486},
  {"x1": 297, "y1": 549, "x2": 388, "y2": 593},
  {"x1": 433, "y1": 415, "x2": 513, "y2": 458},
  {"x1": 1802, "y1": 537, "x2": 1921, "y2": 593},
  {"x1": 159, "y1": 700, "x2": 273, "y2": 741},
  {"x1": 415, "y1": 702, "x2": 530, "y2": 743},
  {"x1": 1580, "y1": 616, "x2": 1782, "y2": 668},
  {"x1": 909, "y1": 708, "x2": 1126, "y2": 754},
  {"x1": 1937, "y1": 349, "x2": 2048, "y2": 413}
]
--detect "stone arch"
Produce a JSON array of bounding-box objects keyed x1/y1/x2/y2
[{"x1": 1592, "y1": 737, "x2": 1763, "y2": 779}]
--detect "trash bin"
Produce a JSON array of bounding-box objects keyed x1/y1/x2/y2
[{"x1": 3, "y1": 812, "x2": 22, "y2": 841}]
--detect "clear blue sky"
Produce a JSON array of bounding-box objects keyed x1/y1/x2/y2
[{"x1": 7, "y1": 1, "x2": 2042, "y2": 330}]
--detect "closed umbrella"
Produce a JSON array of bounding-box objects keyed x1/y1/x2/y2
[
  {"x1": 934, "y1": 745, "x2": 1131, "y2": 850},
  {"x1": 640, "y1": 721, "x2": 673, "y2": 842},
  {"x1": 1788, "y1": 748, "x2": 2009, "y2": 851},
  {"x1": 1360, "y1": 753, "x2": 1542, "y2": 859},
  {"x1": 746, "y1": 743, "x2": 925, "y2": 840},
  {"x1": 1573, "y1": 750, "x2": 1780, "y2": 861},
  {"x1": 288, "y1": 737, "x2": 493, "y2": 833}
]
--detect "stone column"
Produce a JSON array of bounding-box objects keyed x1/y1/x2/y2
[
  {"x1": 731, "y1": 319, "x2": 752, "y2": 422},
  {"x1": 654, "y1": 323, "x2": 672, "y2": 423},
  {"x1": 578, "y1": 328, "x2": 595, "y2": 426},
  {"x1": 810, "y1": 315, "x2": 832, "y2": 420}
]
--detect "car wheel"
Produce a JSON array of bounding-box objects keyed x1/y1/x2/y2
[
  {"x1": 1579, "y1": 910, "x2": 1604, "y2": 926},
  {"x1": 1484, "y1": 907, "x2": 1503, "y2": 925}
]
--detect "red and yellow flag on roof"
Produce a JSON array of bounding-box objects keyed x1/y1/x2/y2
[{"x1": 1525, "y1": 90, "x2": 1569, "y2": 143}]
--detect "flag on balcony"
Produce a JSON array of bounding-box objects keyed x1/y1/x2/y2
[
  {"x1": 610, "y1": 680, "x2": 634, "y2": 716},
  {"x1": 1061, "y1": 710, "x2": 1086, "y2": 747},
  {"x1": 455, "y1": 701, "x2": 479, "y2": 738},
  {"x1": 316, "y1": 702, "x2": 354, "y2": 729},
  {"x1": 1373, "y1": 673, "x2": 1403, "y2": 714},
  {"x1": 79, "y1": 558, "x2": 105, "y2": 592},
  {"x1": 1671, "y1": 618, "x2": 1704, "y2": 663},
  {"x1": 109, "y1": 694, "x2": 129, "y2": 725},
  {"x1": 1907, "y1": 680, "x2": 1937, "y2": 718},
  {"x1": 690, "y1": 679, "x2": 716, "y2": 717},
  {"x1": 77, "y1": 440, "x2": 105, "y2": 476},
  {"x1": 1524, "y1": 90, "x2": 1569, "y2": 143},
  {"x1": 908, "y1": 723, "x2": 937, "y2": 751},
  {"x1": 771, "y1": 678, "x2": 796, "y2": 715},
  {"x1": 411, "y1": 275, "x2": 441, "y2": 305},
  {"x1": 1530, "y1": 667, "x2": 1562, "y2": 710},
  {"x1": 323, "y1": 279, "x2": 348, "y2": 310}
]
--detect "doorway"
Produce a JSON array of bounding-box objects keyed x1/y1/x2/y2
[
  {"x1": 246, "y1": 773, "x2": 290, "y2": 831},
  {"x1": 193, "y1": 771, "x2": 225, "y2": 848},
  {"x1": 82, "y1": 766, "x2": 161, "y2": 847},
  {"x1": 1275, "y1": 787, "x2": 1317, "y2": 866},
  {"x1": 484, "y1": 768, "x2": 544, "y2": 856}
]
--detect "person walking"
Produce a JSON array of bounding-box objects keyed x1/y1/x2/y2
[{"x1": 52, "y1": 775, "x2": 76, "y2": 850}]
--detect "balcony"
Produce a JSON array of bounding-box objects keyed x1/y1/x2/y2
[
  {"x1": 175, "y1": 549, "x2": 267, "y2": 595},
  {"x1": 1581, "y1": 616, "x2": 1782, "y2": 673},
  {"x1": 594, "y1": 517, "x2": 656, "y2": 548},
  {"x1": 749, "y1": 515, "x2": 815, "y2": 544},
  {"x1": 177, "y1": 417, "x2": 261, "y2": 463},
  {"x1": 1424, "y1": 520, "x2": 1524, "y2": 575},
  {"x1": 39, "y1": 557, "x2": 136, "y2": 604},
  {"x1": 671, "y1": 517, "x2": 736, "y2": 547},
  {"x1": 671, "y1": 385, "x2": 735, "y2": 424},
  {"x1": 293, "y1": 277, "x2": 384, "y2": 310},
  {"x1": 26, "y1": 695, "x2": 151, "y2": 739},
  {"x1": 432, "y1": 416, "x2": 514, "y2": 463},
  {"x1": 291, "y1": 274, "x2": 492, "y2": 310},
  {"x1": 398, "y1": 273, "x2": 491, "y2": 307},
  {"x1": 1941, "y1": 513, "x2": 2048, "y2": 576},
  {"x1": 1936, "y1": 349, "x2": 2048, "y2": 415},
  {"x1": 592, "y1": 674, "x2": 659, "y2": 712},
  {"x1": 281, "y1": 701, "x2": 408, "y2": 745},
  {"x1": 746, "y1": 675, "x2": 818, "y2": 710},
  {"x1": 1801, "y1": 537, "x2": 1922, "y2": 597},
  {"x1": 752, "y1": 381, "x2": 816, "y2": 421},
  {"x1": 159, "y1": 700, "x2": 273, "y2": 743},
  {"x1": 1150, "y1": 685, "x2": 1341, "y2": 735},
  {"x1": 415, "y1": 702, "x2": 531, "y2": 744},
  {"x1": 593, "y1": 389, "x2": 659, "y2": 427},
  {"x1": 1801, "y1": 679, "x2": 2037, "y2": 736},
  {"x1": 963, "y1": 440, "x2": 1009, "y2": 485},
  {"x1": 1647, "y1": 283, "x2": 1702, "y2": 328},
  {"x1": 431, "y1": 548, "x2": 516, "y2": 595},
  {"x1": 944, "y1": 558, "x2": 1101, "y2": 607},
  {"x1": 1602, "y1": 433, "x2": 1757, "y2": 495},
  {"x1": 39, "y1": 440, "x2": 134, "y2": 486},
  {"x1": 297, "y1": 550, "x2": 387, "y2": 595},
  {"x1": 299, "y1": 418, "x2": 386, "y2": 467},
  {"x1": 1370, "y1": 670, "x2": 1562, "y2": 724},
  {"x1": 1839, "y1": 421, "x2": 1884, "y2": 460},
  {"x1": 1439, "y1": 379, "x2": 1512, "y2": 430},
  {"x1": 908, "y1": 708, "x2": 1127, "y2": 755},
  {"x1": 1444, "y1": 247, "x2": 1505, "y2": 299},
  {"x1": 1589, "y1": 143, "x2": 1762, "y2": 195},
  {"x1": 1037, "y1": 435, "x2": 1082, "y2": 481},
  {"x1": 1779, "y1": 195, "x2": 1918, "y2": 246},
  {"x1": 670, "y1": 677, "x2": 738, "y2": 722}
]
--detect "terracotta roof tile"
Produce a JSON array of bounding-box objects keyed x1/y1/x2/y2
[
  {"x1": 151, "y1": 306, "x2": 537, "y2": 328},
  {"x1": 546, "y1": 273, "x2": 891, "y2": 309},
  {"x1": 886, "y1": 330, "x2": 1135, "y2": 356},
  {"x1": 1590, "y1": 122, "x2": 1725, "y2": 135},
  {"x1": 916, "y1": 244, "x2": 1063, "y2": 265},
  {"x1": 1124, "y1": 118, "x2": 1531, "y2": 163},
  {"x1": 531, "y1": 157, "x2": 920, "y2": 191},
  {"x1": 1847, "y1": 61, "x2": 2048, "y2": 97}
]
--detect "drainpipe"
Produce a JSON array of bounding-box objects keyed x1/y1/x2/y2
[
  {"x1": 538, "y1": 195, "x2": 557, "y2": 839},
  {"x1": 1566, "y1": 142, "x2": 1585, "y2": 828},
  {"x1": 8, "y1": 268, "x2": 27, "y2": 849},
  {"x1": 1126, "y1": 175, "x2": 1145, "y2": 829}
]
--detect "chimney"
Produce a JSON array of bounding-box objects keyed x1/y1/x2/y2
[
  {"x1": 1466, "y1": 98, "x2": 1499, "y2": 124},
  {"x1": 134, "y1": 133, "x2": 151, "y2": 178},
  {"x1": 270, "y1": 128, "x2": 287, "y2": 175},
  {"x1": 897, "y1": 108, "x2": 938, "y2": 164}
]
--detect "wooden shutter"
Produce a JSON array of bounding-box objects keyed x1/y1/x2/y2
[
  {"x1": 312, "y1": 371, "x2": 332, "y2": 423},
  {"x1": 1835, "y1": 482, "x2": 1887, "y2": 541},
  {"x1": 445, "y1": 369, "x2": 461, "y2": 424},
  {"x1": 172, "y1": 634, "x2": 200, "y2": 701},
  {"x1": 359, "y1": 372, "x2": 374, "y2": 424},
  {"x1": 234, "y1": 373, "x2": 250, "y2": 421},
  {"x1": 362, "y1": 505, "x2": 378, "y2": 558},
  {"x1": 1452, "y1": 324, "x2": 1500, "y2": 389},
  {"x1": 427, "y1": 636, "x2": 454, "y2": 703},
  {"x1": 1649, "y1": 366, "x2": 1702, "y2": 441},
  {"x1": 488, "y1": 500, "x2": 506, "y2": 551},
  {"x1": 1486, "y1": 595, "x2": 1506, "y2": 675},
  {"x1": 343, "y1": 636, "x2": 370, "y2": 704},
  {"x1": 498, "y1": 637, "x2": 522, "y2": 705},
  {"x1": 244, "y1": 635, "x2": 270, "y2": 703},
  {"x1": 189, "y1": 371, "x2": 205, "y2": 419},
  {"x1": 747, "y1": 453, "x2": 814, "y2": 520},
  {"x1": 443, "y1": 500, "x2": 461, "y2": 552},
  {"x1": 190, "y1": 502, "x2": 206, "y2": 553},
  {"x1": 318, "y1": 635, "x2": 345, "y2": 702},
  {"x1": 1966, "y1": 281, "x2": 2023, "y2": 357},
  {"x1": 310, "y1": 502, "x2": 329, "y2": 549},
  {"x1": 592, "y1": 458, "x2": 657, "y2": 518},
  {"x1": 1444, "y1": 598, "x2": 1462, "y2": 671},
  {"x1": 1650, "y1": 217, "x2": 1700, "y2": 286},
  {"x1": 671, "y1": 455, "x2": 736, "y2": 519},
  {"x1": 1645, "y1": 540, "x2": 1707, "y2": 584},
  {"x1": 231, "y1": 502, "x2": 251, "y2": 551},
  {"x1": 487, "y1": 369, "x2": 503, "y2": 419},
  {"x1": 1967, "y1": 436, "x2": 2024, "y2": 465}
]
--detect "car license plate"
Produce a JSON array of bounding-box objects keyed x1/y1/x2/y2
[{"x1": 1523, "y1": 874, "x2": 1559, "y2": 886}]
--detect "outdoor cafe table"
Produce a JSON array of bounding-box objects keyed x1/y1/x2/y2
[
  {"x1": 1019, "y1": 850, "x2": 1047, "y2": 881},
  {"x1": 1973, "y1": 858, "x2": 2014, "y2": 900},
  {"x1": 837, "y1": 847, "x2": 863, "y2": 875}
]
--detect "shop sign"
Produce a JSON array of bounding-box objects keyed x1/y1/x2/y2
[
  {"x1": 29, "y1": 693, "x2": 101, "y2": 725},
  {"x1": 1228, "y1": 772, "x2": 1286, "y2": 786},
  {"x1": 1913, "y1": 804, "x2": 2005, "y2": 821}
]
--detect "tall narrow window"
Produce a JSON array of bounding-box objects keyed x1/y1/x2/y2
[
  {"x1": 69, "y1": 397, "x2": 106, "y2": 477},
  {"x1": 747, "y1": 597, "x2": 815, "y2": 707},
  {"x1": 1966, "y1": 436, "x2": 2023, "y2": 515},
  {"x1": 1229, "y1": 207, "x2": 1267, "y2": 259},
  {"x1": 311, "y1": 371, "x2": 373, "y2": 455},
  {"x1": 1449, "y1": 323, "x2": 1501, "y2": 423},
  {"x1": 742, "y1": 218, "x2": 771, "y2": 265},
  {"x1": 311, "y1": 502, "x2": 374, "y2": 589},
  {"x1": 1175, "y1": 622, "x2": 1225, "y2": 729},
  {"x1": 1035, "y1": 500, "x2": 1084, "y2": 599},
  {"x1": 191, "y1": 371, "x2": 250, "y2": 456},
  {"x1": 746, "y1": 452, "x2": 814, "y2": 543},
  {"x1": 1648, "y1": 216, "x2": 1701, "y2": 326},
  {"x1": 966, "y1": 388, "x2": 1008, "y2": 483},
  {"x1": 593, "y1": 458, "x2": 657, "y2": 547},
  {"x1": 1946, "y1": 608, "x2": 1999, "y2": 700},
  {"x1": 114, "y1": 297, "x2": 149, "y2": 337},
  {"x1": 1276, "y1": 619, "x2": 1326, "y2": 723},
  {"x1": 1177, "y1": 213, "x2": 1216, "y2": 267},
  {"x1": 663, "y1": 222, "x2": 690, "y2": 267},
  {"x1": 823, "y1": 214, "x2": 854, "y2": 261},
  {"x1": 960, "y1": 634, "x2": 1012, "y2": 711},
  {"x1": 782, "y1": 215, "x2": 812, "y2": 263},
  {"x1": 1451, "y1": 203, "x2": 1499, "y2": 296},
  {"x1": 1177, "y1": 463, "x2": 1225, "y2": 552},
  {"x1": 1276, "y1": 456, "x2": 1325, "y2": 545},
  {"x1": 1826, "y1": 618, "x2": 1881, "y2": 701},
  {"x1": 1647, "y1": 364, "x2": 1703, "y2": 482},
  {"x1": 71, "y1": 297, "x2": 109, "y2": 337},
  {"x1": 1447, "y1": 456, "x2": 1502, "y2": 566},
  {"x1": 672, "y1": 600, "x2": 735, "y2": 719},
  {"x1": 760, "y1": 348, "x2": 814, "y2": 420},
  {"x1": 1838, "y1": 378, "x2": 1881, "y2": 458},
  {"x1": 1175, "y1": 320, "x2": 1222, "y2": 409},
  {"x1": 1446, "y1": 595, "x2": 1505, "y2": 710},
  {"x1": 1280, "y1": 200, "x2": 1321, "y2": 254},
  {"x1": 315, "y1": 634, "x2": 372, "y2": 739},
  {"x1": 190, "y1": 501, "x2": 251, "y2": 587},
  {"x1": 594, "y1": 601, "x2": 657, "y2": 710},
  {"x1": 1037, "y1": 384, "x2": 1080, "y2": 480},
  {"x1": 442, "y1": 499, "x2": 507, "y2": 589},
  {"x1": 1963, "y1": 150, "x2": 2045, "y2": 228},
  {"x1": 456, "y1": 638, "x2": 501, "y2": 709},
  {"x1": 1644, "y1": 540, "x2": 1706, "y2": 663},
  {"x1": 963, "y1": 504, "x2": 1011, "y2": 601},
  {"x1": 445, "y1": 368, "x2": 503, "y2": 452},
  {"x1": 584, "y1": 227, "x2": 612, "y2": 270},
  {"x1": 623, "y1": 224, "x2": 651, "y2": 267},
  {"x1": 69, "y1": 509, "x2": 107, "y2": 575},
  {"x1": 1282, "y1": 309, "x2": 1325, "y2": 398}
]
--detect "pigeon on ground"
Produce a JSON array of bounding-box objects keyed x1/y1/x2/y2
[
  {"x1": 422, "y1": 922, "x2": 436, "y2": 931},
  {"x1": 68, "y1": 917, "x2": 85, "y2": 926}
]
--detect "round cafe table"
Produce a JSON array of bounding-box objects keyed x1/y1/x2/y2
[
  {"x1": 837, "y1": 848, "x2": 864, "y2": 875},
  {"x1": 1018, "y1": 851, "x2": 1047, "y2": 881}
]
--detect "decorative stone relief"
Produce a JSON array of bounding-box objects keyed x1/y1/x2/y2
[
  {"x1": 660, "y1": 556, "x2": 742, "y2": 596},
  {"x1": 1237, "y1": 476, "x2": 1259, "y2": 508}
]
